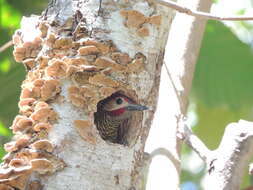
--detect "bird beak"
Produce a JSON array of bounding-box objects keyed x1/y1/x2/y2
[{"x1": 126, "y1": 104, "x2": 148, "y2": 111}]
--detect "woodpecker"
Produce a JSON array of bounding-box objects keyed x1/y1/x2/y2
[{"x1": 94, "y1": 93, "x2": 148, "y2": 145}]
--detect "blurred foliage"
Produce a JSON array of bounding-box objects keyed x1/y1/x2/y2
[
  {"x1": 192, "y1": 20, "x2": 253, "y2": 148},
  {"x1": 182, "y1": 20, "x2": 253, "y2": 189}
]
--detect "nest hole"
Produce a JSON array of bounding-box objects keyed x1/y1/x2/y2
[{"x1": 94, "y1": 91, "x2": 144, "y2": 146}]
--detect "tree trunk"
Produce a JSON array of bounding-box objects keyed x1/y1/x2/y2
[
  {"x1": 0, "y1": 0, "x2": 174, "y2": 189},
  {"x1": 146, "y1": 0, "x2": 212, "y2": 189}
]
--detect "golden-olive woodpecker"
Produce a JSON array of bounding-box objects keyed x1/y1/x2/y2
[{"x1": 94, "y1": 94, "x2": 148, "y2": 145}]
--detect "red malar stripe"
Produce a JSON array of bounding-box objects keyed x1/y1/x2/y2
[{"x1": 108, "y1": 108, "x2": 126, "y2": 116}]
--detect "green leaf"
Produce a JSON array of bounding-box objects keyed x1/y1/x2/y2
[
  {"x1": 0, "y1": 58, "x2": 11, "y2": 73},
  {"x1": 1, "y1": 0, "x2": 21, "y2": 29},
  {"x1": 190, "y1": 21, "x2": 253, "y2": 188},
  {"x1": 0, "y1": 146, "x2": 6, "y2": 161},
  {"x1": 192, "y1": 21, "x2": 253, "y2": 111},
  {"x1": 236, "y1": 9, "x2": 246, "y2": 15},
  {"x1": 0, "y1": 62, "x2": 25, "y2": 128},
  {"x1": 0, "y1": 121, "x2": 11, "y2": 137}
]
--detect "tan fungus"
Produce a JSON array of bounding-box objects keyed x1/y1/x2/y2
[
  {"x1": 74, "y1": 120, "x2": 96, "y2": 144},
  {"x1": 33, "y1": 79, "x2": 44, "y2": 87},
  {"x1": 120, "y1": 10, "x2": 146, "y2": 28},
  {"x1": 34, "y1": 101, "x2": 49, "y2": 111},
  {"x1": 41, "y1": 79, "x2": 61, "y2": 101},
  {"x1": 33, "y1": 123, "x2": 53, "y2": 132},
  {"x1": 2, "y1": 153, "x2": 14, "y2": 163},
  {"x1": 12, "y1": 31, "x2": 22, "y2": 46},
  {"x1": 27, "y1": 180, "x2": 42, "y2": 190},
  {"x1": 0, "y1": 168, "x2": 13, "y2": 180},
  {"x1": 32, "y1": 37, "x2": 42, "y2": 46},
  {"x1": 5, "y1": 170, "x2": 32, "y2": 190},
  {"x1": 68, "y1": 86, "x2": 80, "y2": 94},
  {"x1": 46, "y1": 59, "x2": 67, "y2": 78},
  {"x1": 81, "y1": 40, "x2": 110, "y2": 54},
  {"x1": 99, "y1": 87, "x2": 116, "y2": 98},
  {"x1": 21, "y1": 86, "x2": 41, "y2": 100},
  {"x1": 18, "y1": 98, "x2": 36, "y2": 116},
  {"x1": 64, "y1": 57, "x2": 88, "y2": 66},
  {"x1": 69, "y1": 94, "x2": 86, "y2": 108},
  {"x1": 89, "y1": 74, "x2": 119, "y2": 87},
  {"x1": 4, "y1": 135, "x2": 30, "y2": 153},
  {"x1": 22, "y1": 58, "x2": 36, "y2": 70},
  {"x1": 11, "y1": 117, "x2": 33, "y2": 133},
  {"x1": 94, "y1": 57, "x2": 126, "y2": 71},
  {"x1": 36, "y1": 56, "x2": 49, "y2": 69},
  {"x1": 127, "y1": 58, "x2": 144, "y2": 73},
  {"x1": 147, "y1": 15, "x2": 162, "y2": 26},
  {"x1": 15, "y1": 149, "x2": 39, "y2": 160},
  {"x1": 78, "y1": 45, "x2": 100, "y2": 56},
  {"x1": 38, "y1": 22, "x2": 49, "y2": 38},
  {"x1": 68, "y1": 85, "x2": 97, "y2": 99},
  {"x1": 31, "y1": 86, "x2": 41, "y2": 99},
  {"x1": 46, "y1": 33, "x2": 56, "y2": 47},
  {"x1": 111, "y1": 52, "x2": 131, "y2": 65},
  {"x1": 11, "y1": 115, "x2": 27, "y2": 128},
  {"x1": 79, "y1": 86, "x2": 97, "y2": 97},
  {"x1": 30, "y1": 107, "x2": 57, "y2": 123},
  {"x1": 13, "y1": 47, "x2": 26, "y2": 62},
  {"x1": 9, "y1": 159, "x2": 27, "y2": 168},
  {"x1": 30, "y1": 158, "x2": 54, "y2": 174},
  {"x1": 25, "y1": 70, "x2": 42, "y2": 83},
  {"x1": 137, "y1": 26, "x2": 149, "y2": 37},
  {"x1": 31, "y1": 139, "x2": 54, "y2": 153},
  {"x1": 53, "y1": 37, "x2": 73, "y2": 49},
  {"x1": 0, "y1": 184, "x2": 14, "y2": 190},
  {"x1": 71, "y1": 71, "x2": 97, "y2": 85}
]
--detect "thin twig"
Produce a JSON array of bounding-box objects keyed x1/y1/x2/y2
[
  {"x1": 164, "y1": 63, "x2": 184, "y2": 114},
  {"x1": 177, "y1": 115, "x2": 211, "y2": 162},
  {"x1": 154, "y1": 0, "x2": 253, "y2": 21},
  {"x1": 0, "y1": 40, "x2": 13, "y2": 53},
  {"x1": 149, "y1": 147, "x2": 180, "y2": 174}
]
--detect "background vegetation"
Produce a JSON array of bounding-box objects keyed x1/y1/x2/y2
[{"x1": 0, "y1": 0, "x2": 253, "y2": 189}]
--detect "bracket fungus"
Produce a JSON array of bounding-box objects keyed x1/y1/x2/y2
[{"x1": 0, "y1": 1, "x2": 165, "y2": 187}]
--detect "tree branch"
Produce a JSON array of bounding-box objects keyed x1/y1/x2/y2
[
  {"x1": 154, "y1": 0, "x2": 253, "y2": 21},
  {"x1": 149, "y1": 147, "x2": 180, "y2": 174},
  {"x1": 0, "y1": 40, "x2": 13, "y2": 53},
  {"x1": 179, "y1": 119, "x2": 253, "y2": 190},
  {"x1": 177, "y1": 115, "x2": 211, "y2": 163}
]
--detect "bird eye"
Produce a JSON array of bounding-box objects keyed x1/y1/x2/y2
[{"x1": 116, "y1": 98, "x2": 123, "y2": 105}]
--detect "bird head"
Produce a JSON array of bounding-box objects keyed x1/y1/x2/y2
[{"x1": 102, "y1": 94, "x2": 148, "y2": 120}]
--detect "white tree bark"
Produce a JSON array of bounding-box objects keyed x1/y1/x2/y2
[
  {"x1": 145, "y1": 0, "x2": 212, "y2": 189},
  {"x1": 180, "y1": 119, "x2": 253, "y2": 190},
  {"x1": 0, "y1": 0, "x2": 174, "y2": 189}
]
